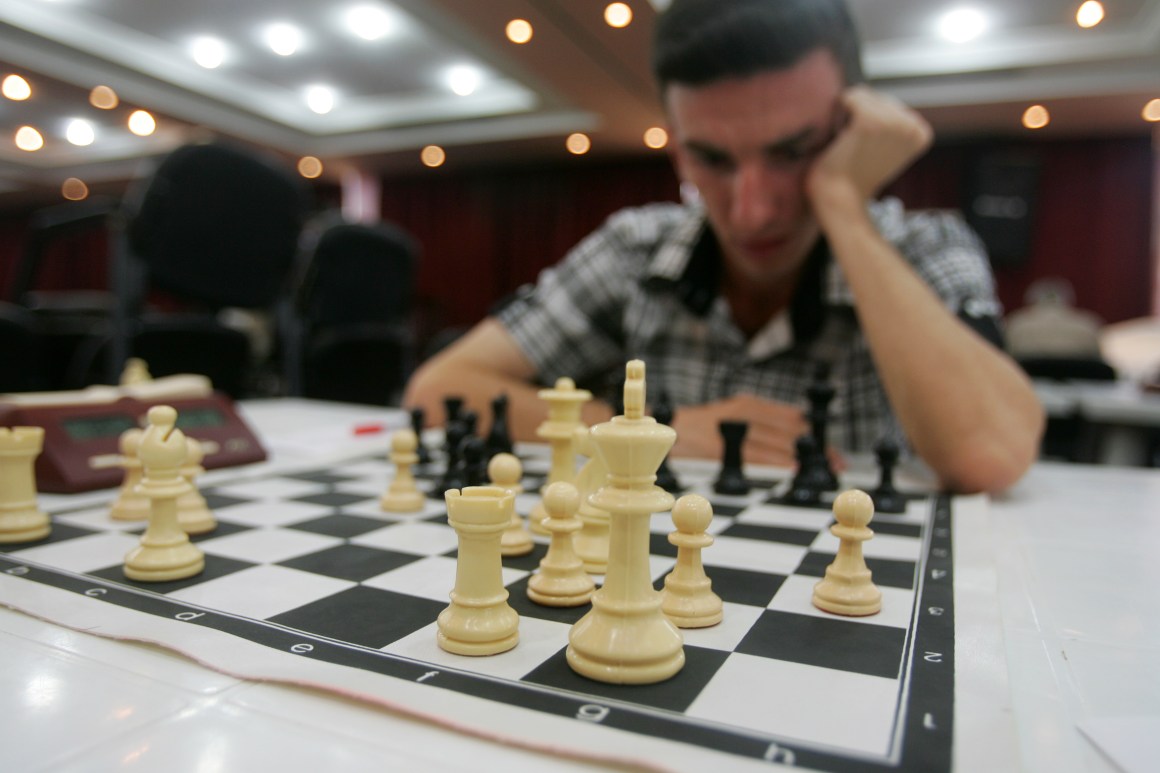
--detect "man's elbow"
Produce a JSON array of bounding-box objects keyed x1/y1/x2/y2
[{"x1": 932, "y1": 409, "x2": 1046, "y2": 495}]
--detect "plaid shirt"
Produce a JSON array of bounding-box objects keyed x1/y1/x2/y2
[{"x1": 496, "y1": 198, "x2": 998, "y2": 452}]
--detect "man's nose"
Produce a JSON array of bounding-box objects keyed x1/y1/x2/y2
[{"x1": 730, "y1": 163, "x2": 792, "y2": 232}]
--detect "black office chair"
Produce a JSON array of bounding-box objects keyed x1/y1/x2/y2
[
  {"x1": 292, "y1": 221, "x2": 419, "y2": 405},
  {"x1": 72, "y1": 142, "x2": 311, "y2": 397},
  {"x1": 1017, "y1": 355, "x2": 1118, "y2": 462}
]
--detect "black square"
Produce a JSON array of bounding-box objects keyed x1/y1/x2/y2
[
  {"x1": 699, "y1": 565, "x2": 787, "y2": 607},
  {"x1": 6, "y1": 521, "x2": 99, "y2": 548},
  {"x1": 504, "y1": 576, "x2": 591, "y2": 625},
  {"x1": 796, "y1": 551, "x2": 917, "y2": 590},
  {"x1": 706, "y1": 501, "x2": 747, "y2": 517},
  {"x1": 268, "y1": 586, "x2": 444, "y2": 648},
  {"x1": 286, "y1": 514, "x2": 394, "y2": 539},
  {"x1": 200, "y1": 492, "x2": 252, "y2": 511},
  {"x1": 500, "y1": 543, "x2": 549, "y2": 572},
  {"x1": 523, "y1": 644, "x2": 730, "y2": 713},
  {"x1": 284, "y1": 471, "x2": 359, "y2": 485},
  {"x1": 737, "y1": 610, "x2": 905, "y2": 679},
  {"x1": 189, "y1": 520, "x2": 251, "y2": 542},
  {"x1": 867, "y1": 520, "x2": 923, "y2": 539},
  {"x1": 89, "y1": 553, "x2": 256, "y2": 594},
  {"x1": 293, "y1": 491, "x2": 376, "y2": 508},
  {"x1": 719, "y1": 522, "x2": 818, "y2": 546},
  {"x1": 278, "y1": 544, "x2": 421, "y2": 582}
]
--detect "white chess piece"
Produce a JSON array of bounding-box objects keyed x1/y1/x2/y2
[
  {"x1": 660, "y1": 494, "x2": 723, "y2": 628},
  {"x1": 380, "y1": 429, "x2": 426, "y2": 513},
  {"x1": 572, "y1": 427, "x2": 611, "y2": 574},
  {"x1": 110, "y1": 428, "x2": 150, "y2": 521},
  {"x1": 490, "y1": 452, "x2": 533, "y2": 557},
  {"x1": 812, "y1": 489, "x2": 882, "y2": 616},
  {"x1": 528, "y1": 377, "x2": 591, "y2": 534},
  {"x1": 123, "y1": 406, "x2": 205, "y2": 582},
  {"x1": 177, "y1": 437, "x2": 217, "y2": 535},
  {"x1": 0, "y1": 426, "x2": 50, "y2": 543},
  {"x1": 527, "y1": 482, "x2": 594, "y2": 607}
]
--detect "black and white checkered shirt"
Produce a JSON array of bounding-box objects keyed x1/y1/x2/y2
[{"x1": 496, "y1": 198, "x2": 999, "y2": 452}]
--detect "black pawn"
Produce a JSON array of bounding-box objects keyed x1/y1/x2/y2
[
  {"x1": 484, "y1": 394, "x2": 513, "y2": 458},
  {"x1": 459, "y1": 436, "x2": 489, "y2": 488},
  {"x1": 871, "y1": 438, "x2": 908, "y2": 514},
  {"x1": 806, "y1": 363, "x2": 839, "y2": 492},
  {"x1": 783, "y1": 434, "x2": 826, "y2": 506},
  {"x1": 652, "y1": 392, "x2": 681, "y2": 493},
  {"x1": 435, "y1": 420, "x2": 468, "y2": 497},
  {"x1": 410, "y1": 407, "x2": 432, "y2": 466},
  {"x1": 713, "y1": 420, "x2": 750, "y2": 496}
]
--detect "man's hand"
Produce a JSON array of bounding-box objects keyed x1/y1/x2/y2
[
  {"x1": 668, "y1": 394, "x2": 809, "y2": 468},
  {"x1": 806, "y1": 86, "x2": 933, "y2": 210}
]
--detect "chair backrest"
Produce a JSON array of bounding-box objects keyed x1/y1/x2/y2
[{"x1": 1017, "y1": 356, "x2": 1118, "y2": 382}]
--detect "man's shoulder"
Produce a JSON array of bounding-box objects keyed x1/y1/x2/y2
[{"x1": 600, "y1": 202, "x2": 698, "y2": 246}]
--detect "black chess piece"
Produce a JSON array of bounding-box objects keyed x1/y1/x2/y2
[
  {"x1": 782, "y1": 434, "x2": 827, "y2": 506},
  {"x1": 459, "y1": 436, "x2": 489, "y2": 487},
  {"x1": 410, "y1": 407, "x2": 432, "y2": 466},
  {"x1": 870, "y1": 438, "x2": 908, "y2": 514},
  {"x1": 435, "y1": 419, "x2": 469, "y2": 497},
  {"x1": 713, "y1": 420, "x2": 750, "y2": 496},
  {"x1": 652, "y1": 391, "x2": 681, "y2": 493},
  {"x1": 806, "y1": 363, "x2": 839, "y2": 492},
  {"x1": 484, "y1": 393, "x2": 514, "y2": 458}
]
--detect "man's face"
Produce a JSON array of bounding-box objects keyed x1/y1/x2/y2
[{"x1": 666, "y1": 49, "x2": 844, "y2": 291}]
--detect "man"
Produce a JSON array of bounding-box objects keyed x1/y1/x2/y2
[{"x1": 404, "y1": 0, "x2": 1044, "y2": 493}]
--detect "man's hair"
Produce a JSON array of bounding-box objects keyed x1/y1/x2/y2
[{"x1": 652, "y1": 0, "x2": 865, "y2": 94}]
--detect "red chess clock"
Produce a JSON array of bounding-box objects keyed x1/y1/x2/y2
[{"x1": 0, "y1": 376, "x2": 266, "y2": 494}]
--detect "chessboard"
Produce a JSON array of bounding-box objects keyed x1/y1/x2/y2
[{"x1": 0, "y1": 443, "x2": 981, "y2": 773}]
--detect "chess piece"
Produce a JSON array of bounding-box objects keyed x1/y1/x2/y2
[
  {"x1": 0, "y1": 426, "x2": 51, "y2": 543},
  {"x1": 870, "y1": 438, "x2": 908, "y2": 514},
  {"x1": 713, "y1": 420, "x2": 750, "y2": 496},
  {"x1": 529, "y1": 377, "x2": 591, "y2": 534},
  {"x1": 124, "y1": 406, "x2": 205, "y2": 582},
  {"x1": 812, "y1": 489, "x2": 882, "y2": 616},
  {"x1": 484, "y1": 393, "x2": 514, "y2": 458},
  {"x1": 572, "y1": 427, "x2": 611, "y2": 574},
  {"x1": 490, "y1": 452, "x2": 534, "y2": 557},
  {"x1": 110, "y1": 428, "x2": 150, "y2": 521},
  {"x1": 459, "y1": 435, "x2": 489, "y2": 487},
  {"x1": 652, "y1": 391, "x2": 682, "y2": 493},
  {"x1": 177, "y1": 436, "x2": 217, "y2": 535},
  {"x1": 435, "y1": 419, "x2": 469, "y2": 497},
  {"x1": 528, "y1": 482, "x2": 595, "y2": 607},
  {"x1": 381, "y1": 429, "x2": 426, "y2": 513},
  {"x1": 783, "y1": 434, "x2": 827, "y2": 506},
  {"x1": 661, "y1": 494, "x2": 723, "y2": 628},
  {"x1": 437, "y1": 485, "x2": 520, "y2": 656},
  {"x1": 806, "y1": 363, "x2": 839, "y2": 492},
  {"x1": 409, "y1": 407, "x2": 432, "y2": 466},
  {"x1": 119, "y1": 357, "x2": 152, "y2": 386},
  {"x1": 567, "y1": 360, "x2": 685, "y2": 684}
]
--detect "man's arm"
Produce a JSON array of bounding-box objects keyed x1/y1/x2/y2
[
  {"x1": 807, "y1": 87, "x2": 1044, "y2": 493},
  {"x1": 402, "y1": 318, "x2": 614, "y2": 440}
]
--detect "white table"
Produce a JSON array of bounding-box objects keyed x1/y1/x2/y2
[
  {"x1": 2, "y1": 399, "x2": 1158, "y2": 772},
  {"x1": 1034, "y1": 379, "x2": 1160, "y2": 466}
]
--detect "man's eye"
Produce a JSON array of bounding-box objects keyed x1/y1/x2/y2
[{"x1": 693, "y1": 150, "x2": 733, "y2": 171}]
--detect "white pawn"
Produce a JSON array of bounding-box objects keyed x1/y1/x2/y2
[
  {"x1": 812, "y1": 489, "x2": 882, "y2": 616},
  {"x1": 490, "y1": 452, "x2": 533, "y2": 557},
  {"x1": 0, "y1": 426, "x2": 50, "y2": 543},
  {"x1": 528, "y1": 482, "x2": 595, "y2": 607},
  {"x1": 380, "y1": 429, "x2": 425, "y2": 513},
  {"x1": 660, "y1": 495, "x2": 723, "y2": 628},
  {"x1": 177, "y1": 437, "x2": 217, "y2": 535},
  {"x1": 124, "y1": 406, "x2": 204, "y2": 582},
  {"x1": 110, "y1": 428, "x2": 150, "y2": 521},
  {"x1": 119, "y1": 357, "x2": 152, "y2": 386}
]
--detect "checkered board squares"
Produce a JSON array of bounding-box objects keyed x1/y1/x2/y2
[{"x1": 0, "y1": 452, "x2": 955, "y2": 773}]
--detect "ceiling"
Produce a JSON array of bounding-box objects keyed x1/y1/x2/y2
[{"x1": 0, "y1": 0, "x2": 1158, "y2": 206}]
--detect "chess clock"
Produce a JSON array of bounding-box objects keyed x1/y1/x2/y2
[{"x1": 0, "y1": 375, "x2": 267, "y2": 494}]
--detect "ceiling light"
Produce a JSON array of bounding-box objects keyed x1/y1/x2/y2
[
  {"x1": 1022, "y1": 105, "x2": 1050, "y2": 130},
  {"x1": 190, "y1": 37, "x2": 227, "y2": 69},
  {"x1": 345, "y1": 5, "x2": 395, "y2": 41},
  {"x1": 937, "y1": 8, "x2": 988, "y2": 43},
  {"x1": 506, "y1": 19, "x2": 533, "y2": 44},
  {"x1": 1143, "y1": 98, "x2": 1160, "y2": 122},
  {"x1": 446, "y1": 65, "x2": 481, "y2": 96},
  {"x1": 65, "y1": 118, "x2": 95, "y2": 146},
  {"x1": 298, "y1": 156, "x2": 323, "y2": 178},
  {"x1": 604, "y1": 3, "x2": 633, "y2": 28},
  {"x1": 89, "y1": 85, "x2": 118, "y2": 109},
  {"x1": 15, "y1": 126, "x2": 44, "y2": 152},
  {"x1": 2, "y1": 74, "x2": 32, "y2": 101},
  {"x1": 62, "y1": 178, "x2": 89, "y2": 201},
  {"x1": 305, "y1": 85, "x2": 336, "y2": 114},
  {"x1": 1076, "y1": 1, "x2": 1104, "y2": 28},
  {"x1": 128, "y1": 110, "x2": 156, "y2": 136},
  {"x1": 420, "y1": 145, "x2": 446, "y2": 168},
  {"x1": 266, "y1": 23, "x2": 303, "y2": 56},
  {"x1": 566, "y1": 133, "x2": 591, "y2": 155},
  {"x1": 643, "y1": 127, "x2": 668, "y2": 149}
]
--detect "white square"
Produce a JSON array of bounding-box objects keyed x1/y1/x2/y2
[
  {"x1": 383, "y1": 616, "x2": 572, "y2": 680},
  {"x1": 167, "y1": 564, "x2": 355, "y2": 619},
  {"x1": 352, "y1": 521, "x2": 459, "y2": 556},
  {"x1": 701, "y1": 534, "x2": 807, "y2": 575},
  {"x1": 341, "y1": 498, "x2": 445, "y2": 521},
  {"x1": 363, "y1": 556, "x2": 528, "y2": 603},
  {"x1": 209, "y1": 478, "x2": 327, "y2": 501},
  {"x1": 9, "y1": 532, "x2": 140, "y2": 573},
  {"x1": 210, "y1": 500, "x2": 333, "y2": 528},
  {"x1": 676, "y1": 601, "x2": 764, "y2": 651},
  {"x1": 810, "y1": 530, "x2": 923, "y2": 562},
  {"x1": 736, "y1": 502, "x2": 833, "y2": 532},
  {"x1": 767, "y1": 574, "x2": 916, "y2": 629},
  {"x1": 687, "y1": 652, "x2": 901, "y2": 757},
  {"x1": 56, "y1": 507, "x2": 136, "y2": 532},
  {"x1": 197, "y1": 528, "x2": 342, "y2": 564}
]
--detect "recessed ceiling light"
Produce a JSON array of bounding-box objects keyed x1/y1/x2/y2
[
  {"x1": 345, "y1": 5, "x2": 395, "y2": 41},
  {"x1": 62, "y1": 178, "x2": 89, "y2": 201},
  {"x1": 446, "y1": 65, "x2": 481, "y2": 96},
  {"x1": 1143, "y1": 98, "x2": 1160, "y2": 122},
  {"x1": 566, "y1": 133, "x2": 591, "y2": 155},
  {"x1": 266, "y1": 23, "x2": 303, "y2": 56},
  {"x1": 643, "y1": 127, "x2": 668, "y2": 149},
  {"x1": 15, "y1": 126, "x2": 44, "y2": 152},
  {"x1": 190, "y1": 37, "x2": 227, "y2": 69},
  {"x1": 89, "y1": 85, "x2": 118, "y2": 109},
  {"x1": 128, "y1": 110, "x2": 156, "y2": 136},
  {"x1": 1022, "y1": 105, "x2": 1050, "y2": 130},
  {"x1": 506, "y1": 19, "x2": 533, "y2": 44},
  {"x1": 604, "y1": 3, "x2": 633, "y2": 28},
  {"x1": 937, "y1": 8, "x2": 988, "y2": 43},
  {"x1": 298, "y1": 156, "x2": 323, "y2": 178},
  {"x1": 1076, "y1": 1, "x2": 1104, "y2": 28},
  {"x1": 421, "y1": 145, "x2": 446, "y2": 168},
  {"x1": 65, "y1": 118, "x2": 95, "y2": 146},
  {"x1": 2, "y1": 74, "x2": 32, "y2": 101},
  {"x1": 305, "y1": 85, "x2": 336, "y2": 114}
]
